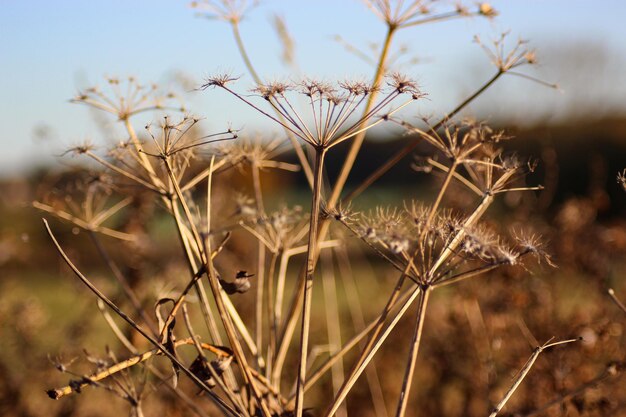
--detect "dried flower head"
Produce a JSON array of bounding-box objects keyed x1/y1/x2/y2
[
  {"x1": 191, "y1": 0, "x2": 258, "y2": 23},
  {"x1": 203, "y1": 75, "x2": 420, "y2": 149},
  {"x1": 513, "y1": 231, "x2": 556, "y2": 267},
  {"x1": 363, "y1": 0, "x2": 496, "y2": 28},
  {"x1": 342, "y1": 202, "x2": 526, "y2": 284},
  {"x1": 72, "y1": 76, "x2": 184, "y2": 120},
  {"x1": 240, "y1": 205, "x2": 307, "y2": 252},
  {"x1": 143, "y1": 115, "x2": 238, "y2": 159},
  {"x1": 33, "y1": 174, "x2": 134, "y2": 241},
  {"x1": 217, "y1": 137, "x2": 299, "y2": 174}
]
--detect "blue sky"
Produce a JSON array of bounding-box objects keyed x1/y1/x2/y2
[{"x1": 1, "y1": 1, "x2": 625, "y2": 175}]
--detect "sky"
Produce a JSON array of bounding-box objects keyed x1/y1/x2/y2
[{"x1": 1, "y1": 1, "x2": 626, "y2": 176}]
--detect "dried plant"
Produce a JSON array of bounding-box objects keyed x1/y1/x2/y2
[{"x1": 33, "y1": 2, "x2": 592, "y2": 417}]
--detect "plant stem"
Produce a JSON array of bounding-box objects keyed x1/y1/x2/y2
[
  {"x1": 252, "y1": 162, "x2": 267, "y2": 369},
  {"x1": 321, "y1": 249, "x2": 347, "y2": 417},
  {"x1": 395, "y1": 286, "x2": 431, "y2": 417},
  {"x1": 295, "y1": 147, "x2": 326, "y2": 417},
  {"x1": 489, "y1": 338, "x2": 580, "y2": 417},
  {"x1": 87, "y1": 231, "x2": 157, "y2": 335}
]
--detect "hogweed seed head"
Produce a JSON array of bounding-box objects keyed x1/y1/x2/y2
[
  {"x1": 72, "y1": 76, "x2": 184, "y2": 120},
  {"x1": 204, "y1": 74, "x2": 421, "y2": 149}
]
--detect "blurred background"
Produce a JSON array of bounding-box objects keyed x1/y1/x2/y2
[{"x1": 2, "y1": 1, "x2": 626, "y2": 416}]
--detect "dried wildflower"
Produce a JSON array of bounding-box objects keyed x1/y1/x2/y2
[
  {"x1": 191, "y1": 0, "x2": 258, "y2": 23},
  {"x1": 203, "y1": 74, "x2": 420, "y2": 149},
  {"x1": 387, "y1": 72, "x2": 423, "y2": 98},
  {"x1": 321, "y1": 202, "x2": 354, "y2": 223},
  {"x1": 72, "y1": 76, "x2": 184, "y2": 120},
  {"x1": 63, "y1": 142, "x2": 96, "y2": 156},
  {"x1": 513, "y1": 231, "x2": 556, "y2": 267},
  {"x1": 240, "y1": 205, "x2": 307, "y2": 252},
  {"x1": 473, "y1": 33, "x2": 558, "y2": 92},
  {"x1": 217, "y1": 136, "x2": 300, "y2": 172},
  {"x1": 33, "y1": 174, "x2": 134, "y2": 241},
  {"x1": 143, "y1": 115, "x2": 238, "y2": 158},
  {"x1": 403, "y1": 119, "x2": 504, "y2": 165},
  {"x1": 343, "y1": 201, "x2": 529, "y2": 285},
  {"x1": 363, "y1": 0, "x2": 494, "y2": 28},
  {"x1": 405, "y1": 120, "x2": 542, "y2": 198}
]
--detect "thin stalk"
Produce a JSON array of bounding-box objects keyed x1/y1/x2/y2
[
  {"x1": 272, "y1": 240, "x2": 342, "y2": 388},
  {"x1": 608, "y1": 288, "x2": 626, "y2": 315},
  {"x1": 231, "y1": 21, "x2": 261, "y2": 84},
  {"x1": 265, "y1": 251, "x2": 279, "y2": 379},
  {"x1": 252, "y1": 162, "x2": 267, "y2": 368},
  {"x1": 88, "y1": 231, "x2": 157, "y2": 335},
  {"x1": 321, "y1": 249, "x2": 346, "y2": 417},
  {"x1": 336, "y1": 245, "x2": 388, "y2": 417},
  {"x1": 295, "y1": 147, "x2": 327, "y2": 417},
  {"x1": 489, "y1": 338, "x2": 580, "y2": 417},
  {"x1": 395, "y1": 287, "x2": 431, "y2": 417},
  {"x1": 422, "y1": 160, "x2": 458, "y2": 241}
]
